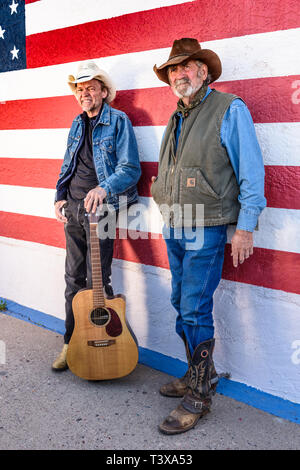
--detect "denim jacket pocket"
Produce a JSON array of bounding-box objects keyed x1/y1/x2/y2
[
  {"x1": 66, "y1": 135, "x2": 80, "y2": 159},
  {"x1": 99, "y1": 137, "x2": 116, "y2": 167}
]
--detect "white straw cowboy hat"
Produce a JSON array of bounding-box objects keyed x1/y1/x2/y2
[
  {"x1": 153, "y1": 38, "x2": 222, "y2": 85},
  {"x1": 68, "y1": 61, "x2": 116, "y2": 103}
]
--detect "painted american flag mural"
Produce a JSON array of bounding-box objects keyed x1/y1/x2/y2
[{"x1": 0, "y1": 0, "x2": 300, "y2": 409}]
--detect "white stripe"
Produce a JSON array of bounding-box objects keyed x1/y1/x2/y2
[
  {"x1": 0, "y1": 127, "x2": 165, "y2": 162},
  {"x1": 206, "y1": 28, "x2": 300, "y2": 81},
  {"x1": 118, "y1": 197, "x2": 164, "y2": 235},
  {"x1": 213, "y1": 279, "x2": 300, "y2": 403},
  {"x1": 134, "y1": 126, "x2": 165, "y2": 163},
  {"x1": 227, "y1": 208, "x2": 300, "y2": 254},
  {"x1": 0, "y1": 129, "x2": 69, "y2": 159},
  {"x1": 1, "y1": 123, "x2": 299, "y2": 166},
  {"x1": 126, "y1": 198, "x2": 300, "y2": 255},
  {"x1": 25, "y1": 0, "x2": 193, "y2": 36},
  {"x1": 1, "y1": 28, "x2": 299, "y2": 101},
  {"x1": 1, "y1": 185, "x2": 300, "y2": 254},
  {"x1": 0, "y1": 185, "x2": 55, "y2": 219},
  {"x1": 1, "y1": 236, "x2": 299, "y2": 402},
  {"x1": 0, "y1": 236, "x2": 66, "y2": 319},
  {"x1": 255, "y1": 123, "x2": 300, "y2": 166}
]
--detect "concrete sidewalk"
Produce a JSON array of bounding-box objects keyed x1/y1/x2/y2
[{"x1": 0, "y1": 313, "x2": 299, "y2": 451}]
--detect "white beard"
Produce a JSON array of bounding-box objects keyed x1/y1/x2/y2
[{"x1": 172, "y1": 76, "x2": 202, "y2": 99}]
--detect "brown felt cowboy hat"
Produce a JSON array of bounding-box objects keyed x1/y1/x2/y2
[
  {"x1": 153, "y1": 38, "x2": 222, "y2": 85},
  {"x1": 68, "y1": 60, "x2": 116, "y2": 103}
]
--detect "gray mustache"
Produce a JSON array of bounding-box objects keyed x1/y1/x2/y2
[{"x1": 175, "y1": 78, "x2": 191, "y2": 86}]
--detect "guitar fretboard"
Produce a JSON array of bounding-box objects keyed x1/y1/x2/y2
[{"x1": 90, "y1": 223, "x2": 105, "y2": 308}]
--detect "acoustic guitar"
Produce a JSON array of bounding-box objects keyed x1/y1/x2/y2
[{"x1": 66, "y1": 211, "x2": 139, "y2": 380}]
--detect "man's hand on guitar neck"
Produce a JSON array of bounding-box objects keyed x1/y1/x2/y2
[
  {"x1": 55, "y1": 200, "x2": 67, "y2": 223},
  {"x1": 84, "y1": 186, "x2": 107, "y2": 213}
]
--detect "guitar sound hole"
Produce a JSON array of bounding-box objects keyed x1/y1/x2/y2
[{"x1": 90, "y1": 307, "x2": 110, "y2": 326}]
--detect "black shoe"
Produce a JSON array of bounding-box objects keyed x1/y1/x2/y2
[{"x1": 104, "y1": 284, "x2": 114, "y2": 298}]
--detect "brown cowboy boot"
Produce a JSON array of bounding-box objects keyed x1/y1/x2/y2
[
  {"x1": 159, "y1": 335, "x2": 192, "y2": 397},
  {"x1": 159, "y1": 335, "x2": 221, "y2": 398},
  {"x1": 159, "y1": 338, "x2": 216, "y2": 435}
]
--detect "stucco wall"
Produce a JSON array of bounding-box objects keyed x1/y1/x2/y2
[{"x1": 0, "y1": 0, "x2": 299, "y2": 409}]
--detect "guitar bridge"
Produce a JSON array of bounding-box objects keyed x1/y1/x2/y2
[{"x1": 87, "y1": 340, "x2": 116, "y2": 348}]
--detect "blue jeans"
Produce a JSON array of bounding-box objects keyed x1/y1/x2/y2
[{"x1": 163, "y1": 225, "x2": 227, "y2": 355}]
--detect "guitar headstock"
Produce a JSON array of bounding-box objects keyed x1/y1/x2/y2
[
  {"x1": 88, "y1": 212, "x2": 99, "y2": 224},
  {"x1": 87, "y1": 204, "x2": 114, "y2": 224},
  {"x1": 87, "y1": 208, "x2": 100, "y2": 224},
  {"x1": 86, "y1": 206, "x2": 103, "y2": 224}
]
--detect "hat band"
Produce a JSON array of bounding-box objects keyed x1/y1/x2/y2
[
  {"x1": 76, "y1": 75, "x2": 92, "y2": 80},
  {"x1": 169, "y1": 52, "x2": 199, "y2": 60}
]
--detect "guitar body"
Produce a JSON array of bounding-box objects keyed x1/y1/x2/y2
[{"x1": 67, "y1": 289, "x2": 138, "y2": 380}]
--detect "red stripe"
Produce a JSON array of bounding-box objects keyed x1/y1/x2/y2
[
  {"x1": 213, "y1": 78, "x2": 300, "y2": 124},
  {"x1": 116, "y1": 234, "x2": 300, "y2": 296},
  {"x1": 1, "y1": 159, "x2": 299, "y2": 211},
  {"x1": 222, "y1": 244, "x2": 300, "y2": 296},
  {"x1": 26, "y1": 0, "x2": 300, "y2": 68},
  {"x1": 0, "y1": 95, "x2": 80, "y2": 130},
  {"x1": 0, "y1": 158, "x2": 62, "y2": 189},
  {"x1": 114, "y1": 229, "x2": 169, "y2": 269},
  {"x1": 25, "y1": 0, "x2": 40, "y2": 4},
  {"x1": 264, "y1": 166, "x2": 300, "y2": 210},
  {"x1": 0, "y1": 212, "x2": 66, "y2": 248},
  {"x1": 1, "y1": 76, "x2": 299, "y2": 130},
  {"x1": 1, "y1": 211, "x2": 300, "y2": 295},
  {"x1": 138, "y1": 162, "x2": 158, "y2": 197}
]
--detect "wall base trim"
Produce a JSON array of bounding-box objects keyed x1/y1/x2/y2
[{"x1": 1, "y1": 297, "x2": 299, "y2": 424}]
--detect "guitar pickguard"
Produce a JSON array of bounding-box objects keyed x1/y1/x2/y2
[{"x1": 105, "y1": 308, "x2": 123, "y2": 337}]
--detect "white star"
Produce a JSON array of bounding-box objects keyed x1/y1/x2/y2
[
  {"x1": 0, "y1": 26, "x2": 5, "y2": 40},
  {"x1": 10, "y1": 45, "x2": 19, "y2": 60},
  {"x1": 9, "y1": 0, "x2": 19, "y2": 15}
]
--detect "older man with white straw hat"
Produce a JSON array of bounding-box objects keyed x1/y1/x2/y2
[{"x1": 52, "y1": 61, "x2": 141, "y2": 371}]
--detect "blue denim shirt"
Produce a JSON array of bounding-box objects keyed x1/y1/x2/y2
[
  {"x1": 175, "y1": 88, "x2": 266, "y2": 232},
  {"x1": 55, "y1": 102, "x2": 141, "y2": 210}
]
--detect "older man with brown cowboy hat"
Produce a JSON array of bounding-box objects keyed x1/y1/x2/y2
[
  {"x1": 151, "y1": 38, "x2": 266, "y2": 434},
  {"x1": 52, "y1": 61, "x2": 141, "y2": 371}
]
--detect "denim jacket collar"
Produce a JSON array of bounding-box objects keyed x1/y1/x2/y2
[
  {"x1": 75, "y1": 102, "x2": 111, "y2": 127},
  {"x1": 97, "y1": 102, "x2": 111, "y2": 126}
]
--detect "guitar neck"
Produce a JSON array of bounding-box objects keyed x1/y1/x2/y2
[{"x1": 89, "y1": 222, "x2": 105, "y2": 307}]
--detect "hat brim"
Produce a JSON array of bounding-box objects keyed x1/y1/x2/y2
[
  {"x1": 153, "y1": 49, "x2": 222, "y2": 85},
  {"x1": 68, "y1": 72, "x2": 116, "y2": 103}
]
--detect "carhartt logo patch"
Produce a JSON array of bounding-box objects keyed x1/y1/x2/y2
[{"x1": 187, "y1": 177, "x2": 196, "y2": 187}]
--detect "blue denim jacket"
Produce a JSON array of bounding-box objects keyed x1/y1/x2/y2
[{"x1": 55, "y1": 102, "x2": 141, "y2": 210}]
